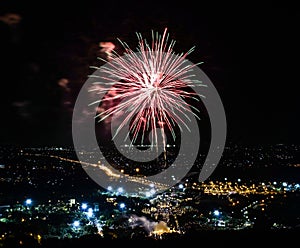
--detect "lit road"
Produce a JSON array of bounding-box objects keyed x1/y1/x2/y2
[{"x1": 22, "y1": 153, "x2": 169, "y2": 193}]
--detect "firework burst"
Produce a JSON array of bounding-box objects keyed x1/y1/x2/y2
[{"x1": 89, "y1": 28, "x2": 205, "y2": 146}]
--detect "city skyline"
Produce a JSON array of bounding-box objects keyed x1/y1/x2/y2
[{"x1": 0, "y1": 144, "x2": 299, "y2": 246}]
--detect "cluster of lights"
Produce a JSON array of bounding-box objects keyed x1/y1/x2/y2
[
  {"x1": 81, "y1": 203, "x2": 94, "y2": 217},
  {"x1": 106, "y1": 186, "x2": 125, "y2": 194},
  {"x1": 143, "y1": 183, "x2": 158, "y2": 198},
  {"x1": 200, "y1": 180, "x2": 290, "y2": 196},
  {"x1": 144, "y1": 188, "x2": 157, "y2": 198},
  {"x1": 87, "y1": 208, "x2": 93, "y2": 218},
  {"x1": 105, "y1": 186, "x2": 130, "y2": 196}
]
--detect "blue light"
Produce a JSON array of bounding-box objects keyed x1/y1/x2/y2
[
  {"x1": 178, "y1": 184, "x2": 184, "y2": 189},
  {"x1": 282, "y1": 182, "x2": 288, "y2": 187},
  {"x1": 117, "y1": 187, "x2": 124, "y2": 193},
  {"x1": 81, "y1": 203, "x2": 87, "y2": 210},
  {"x1": 107, "y1": 186, "x2": 113, "y2": 191},
  {"x1": 119, "y1": 203, "x2": 125, "y2": 209},
  {"x1": 73, "y1": 221, "x2": 80, "y2": 227},
  {"x1": 213, "y1": 210, "x2": 220, "y2": 216},
  {"x1": 25, "y1": 199, "x2": 32, "y2": 205},
  {"x1": 295, "y1": 184, "x2": 300, "y2": 188},
  {"x1": 87, "y1": 208, "x2": 93, "y2": 218}
]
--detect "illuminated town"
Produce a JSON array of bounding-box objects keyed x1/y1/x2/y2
[
  {"x1": 0, "y1": 144, "x2": 299, "y2": 246},
  {"x1": 1, "y1": 2, "x2": 300, "y2": 247}
]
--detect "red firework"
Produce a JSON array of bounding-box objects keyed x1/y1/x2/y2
[{"x1": 89, "y1": 28, "x2": 204, "y2": 146}]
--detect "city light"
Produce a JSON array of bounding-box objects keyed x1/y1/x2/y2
[
  {"x1": 81, "y1": 203, "x2": 87, "y2": 210},
  {"x1": 1, "y1": 144, "x2": 300, "y2": 242},
  {"x1": 73, "y1": 221, "x2": 80, "y2": 227},
  {"x1": 87, "y1": 208, "x2": 93, "y2": 218},
  {"x1": 117, "y1": 187, "x2": 124, "y2": 194},
  {"x1": 213, "y1": 210, "x2": 220, "y2": 216}
]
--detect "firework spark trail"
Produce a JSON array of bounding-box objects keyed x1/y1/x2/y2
[{"x1": 89, "y1": 28, "x2": 205, "y2": 146}]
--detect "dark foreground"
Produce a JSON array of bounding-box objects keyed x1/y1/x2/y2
[{"x1": 1, "y1": 230, "x2": 299, "y2": 247}]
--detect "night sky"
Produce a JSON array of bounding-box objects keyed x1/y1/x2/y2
[{"x1": 0, "y1": 0, "x2": 299, "y2": 146}]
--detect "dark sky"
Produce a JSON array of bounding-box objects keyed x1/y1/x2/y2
[{"x1": 0, "y1": 0, "x2": 299, "y2": 146}]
